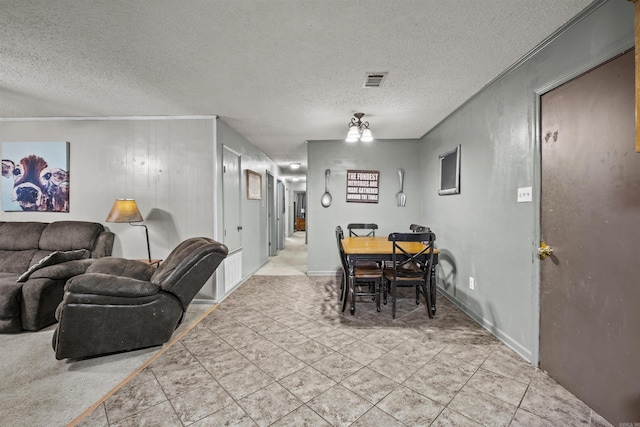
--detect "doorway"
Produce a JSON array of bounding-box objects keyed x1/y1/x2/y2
[
  {"x1": 539, "y1": 50, "x2": 640, "y2": 424},
  {"x1": 266, "y1": 171, "x2": 277, "y2": 256}
]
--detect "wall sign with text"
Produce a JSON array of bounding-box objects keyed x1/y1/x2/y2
[{"x1": 346, "y1": 170, "x2": 380, "y2": 203}]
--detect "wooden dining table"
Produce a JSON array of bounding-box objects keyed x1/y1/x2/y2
[{"x1": 341, "y1": 236, "x2": 439, "y2": 315}]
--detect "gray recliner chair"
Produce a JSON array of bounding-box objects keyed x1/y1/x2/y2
[{"x1": 52, "y1": 237, "x2": 228, "y2": 360}]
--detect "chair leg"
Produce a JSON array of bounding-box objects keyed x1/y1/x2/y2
[
  {"x1": 430, "y1": 277, "x2": 437, "y2": 316},
  {"x1": 415, "y1": 284, "x2": 420, "y2": 305},
  {"x1": 341, "y1": 278, "x2": 349, "y2": 313},
  {"x1": 422, "y1": 282, "x2": 433, "y2": 319},
  {"x1": 391, "y1": 281, "x2": 397, "y2": 319},
  {"x1": 383, "y1": 279, "x2": 388, "y2": 305},
  {"x1": 376, "y1": 281, "x2": 381, "y2": 312}
]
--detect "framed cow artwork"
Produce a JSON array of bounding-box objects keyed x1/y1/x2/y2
[{"x1": 1, "y1": 141, "x2": 70, "y2": 212}]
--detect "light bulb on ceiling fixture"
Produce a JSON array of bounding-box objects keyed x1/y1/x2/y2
[
  {"x1": 360, "y1": 128, "x2": 373, "y2": 142},
  {"x1": 346, "y1": 112, "x2": 374, "y2": 142},
  {"x1": 346, "y1": 126, "x2": 360, "y2": 142},
  {"x1": 290, "y1": 162, "x2": 301, "y2": 169}
]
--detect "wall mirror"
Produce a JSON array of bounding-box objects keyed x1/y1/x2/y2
[{"x1": 438, "y1": 145, "x2": 461, "y2": 195}]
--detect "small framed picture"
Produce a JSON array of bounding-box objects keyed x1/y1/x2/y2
[
  {"x1": 246, "y1": 169, "x2": 262, "y2": 200},
  {"x1": 438, "y1": 145, "x2": 461, "y2": 195}
]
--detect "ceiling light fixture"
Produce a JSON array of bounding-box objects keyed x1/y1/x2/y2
[
  {"x1": 346, "y1": 112, "x2": 373, "y2": 143},
  {"x1": 290, "y1": 163, "x2": 301, "y2": 169}
]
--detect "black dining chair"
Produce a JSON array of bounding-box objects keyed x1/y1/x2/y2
[
  {"x1": 336, "y1": 225, "x2": 383, "y2": 314},
  {"x1": 347, "y1": 223, "x2": 380, "y2": 269},
  {"x1": 409, "y1": 224, "x2": 431, "y2": 233},
  {"x1": 383, "y1": 231, "x2": 437, "y2": 319},
  {"x1": 347, "y1": 223, "x2": 378, "y2": 237}
]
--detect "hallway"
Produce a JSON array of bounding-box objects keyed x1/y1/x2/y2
[{"x1": 255, "y1": 232, "x2": 308, "y2": 276}]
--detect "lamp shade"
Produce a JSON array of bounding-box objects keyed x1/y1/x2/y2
[
  {"x1": 360, "y1": 128, "x2": 373, "y2": 142},
  {"x1": 346, "y1": 126, "x2": 360, "y2": 142},
  {"x1": 105, "y1": 199, "x2": 143, "y2": 223}
]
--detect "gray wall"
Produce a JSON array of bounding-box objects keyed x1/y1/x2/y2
[
  {"x1": 0, "y1": 116, "x2": 290, "y2": 301},
  {"x1": 0, "y1": 117, "x2": 219, "y2": 296},
  {"x1": 419, "y1": 0, "x2": 635, "y2": 363},
  {"x1": 215, "y1": 118, "x2": 287, "y2": 281},
  {"x1": 307, "y1": 138, "x2": 423, "y2": 275}
]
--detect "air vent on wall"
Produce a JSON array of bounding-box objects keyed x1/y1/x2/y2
[{"x1": 363, "y1": 72, "x2": 388, "y2": 88}]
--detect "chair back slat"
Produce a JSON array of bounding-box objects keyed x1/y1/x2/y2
[
  {"x1": 388, "y1": 231, "x2": 436, "y2": 276},
  {"x1": 347, "y1": 223, "x2": 378, "y2": 237}
]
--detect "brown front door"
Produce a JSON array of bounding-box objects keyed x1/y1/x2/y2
[{"x1": 540, "y1": 50, "x2": 640, "y2": 424}]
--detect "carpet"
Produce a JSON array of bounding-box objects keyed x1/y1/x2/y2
[{"x1": 0, "y1": 303, "x2": 212, "y2": 427}]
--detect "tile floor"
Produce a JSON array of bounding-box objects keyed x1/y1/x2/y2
[{"x1": 76, "y1": 275, "x2": 612, "y2": 427}]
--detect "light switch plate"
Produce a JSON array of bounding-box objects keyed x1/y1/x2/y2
[{"x1": 517, "y1": 186, "x2": 532, "y2": 203}]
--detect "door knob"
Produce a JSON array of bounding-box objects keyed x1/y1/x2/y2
[{"x1": 538, "y1": 241, "x2": 553, "y2": 260}]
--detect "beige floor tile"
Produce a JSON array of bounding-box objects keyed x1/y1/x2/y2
[
  {"x1": 367, "y1": 352, "x2": 420, "y2": 383},
  {"x1": 237, "y1": 382, "x2": 303, "y2": 427},
  {"x1": 236, "y1": 338, "x2": 285, "y2": 362},
  {"x1": 376, "y1": 385, "x2": 444, "y2": 426},
  {"x1": 154, "y1": 362, "x2": 214, "y2": 399},
  {"x1": 269, "y1": 405, "x2": 332, "y2": 427},
  {"x1": 105, "y1": 378, "x2": 167, "y2": 423},
  {"x1": 198, "y1": 349, "x2": 254, "y2": 380},
  {"x1": 170, "y1": 380, "x2": 235, "y2": 425},
  {"x1": 312, "y1": 329, "x2": 358, "y2": 351},
  {"x1": 351, "y1": 406, "x2": 405, "y2": 427},
  {"x1": 430, "y1": 407, "x2": 483, "y2": 427},
  {"x1": 190, "y1": 402, "x2": 258, "y2": 427},
  {"x1": 278, "y1": 365, "x2": 337, "y2": 403},
  {"x1": 337, "y1": 340, "x2": 386, "y2": 365},
  {"x1": 341, "y1": 367, "x2": 400, "y2": 404},
  {"x1": 481, "y1": 347, "x2": 536, "y2": 384},
  {"x1": 311, "y1": 352, "x2": 364, "y2": 382},
  {"x1": 110, "y1": 401, "x2": 182, "y2": 427},
  {"x1": 448, "y1": 386, "x2": 517, "y2": 427},
  {"x1": 216, "y1": 364, "x2": 275, "y2": 400},
  {"x1": 403, "y1": 357, "x2": 476, "y2": 405},
  {"x1": 254, "y1": 351, "x2": 308, "y2": 380},
  {"x1": 288, "y1": 339, "x2": 335, "y2": 364},
  {"x1": 465, "y1": 367, "x2": 528, "y2": 407},
  {"x1": 307, "y1": 384, "x2": 373, "y2": 427}
]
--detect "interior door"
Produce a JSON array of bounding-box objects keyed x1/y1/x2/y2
[
  {"x1": 267, "y1": 171, "x2": 276, "y2": 256},
  {"x1": 222, "y1": 147, "x2": 241, "y2": 252},
  {"x1": 540, "y1": 50, "x2": 640, "y2": 424},
  {"x1": 277, "y1": 179, "x2": 285, "y2": 250}
]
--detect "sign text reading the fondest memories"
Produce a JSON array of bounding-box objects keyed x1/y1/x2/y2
[{"x1": 346, "y1": 170, "x2": 380, "y2": 203}]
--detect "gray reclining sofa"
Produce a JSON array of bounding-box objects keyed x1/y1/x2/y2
[{"x1": 0, "y1": 221, "x2": 114, "y2": 332}]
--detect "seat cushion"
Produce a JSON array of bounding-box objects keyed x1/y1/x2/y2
[{"x1": 0, "y1": 250, "x2": 38, "y2": 274}]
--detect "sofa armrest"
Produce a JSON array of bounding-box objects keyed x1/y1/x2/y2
[
  {"x1": 27, "y1": 259, "x2": 94, "y2": 281},
  {"x1": 65, "y1": 273, "x2": 160, "y2": 298},
  {"x1": 86, "y1": 257, "x2": 155, "y2": 281}
]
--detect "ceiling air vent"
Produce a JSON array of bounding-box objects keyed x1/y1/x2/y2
[{"x1": 363, "y1": 72, "x2": 387, "y2": 88}]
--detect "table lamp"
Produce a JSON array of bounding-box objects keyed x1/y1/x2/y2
[{"x1": 105, "y1": 199, "x2": 151, "y2": 262}]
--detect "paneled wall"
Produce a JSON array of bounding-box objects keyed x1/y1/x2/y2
[{"x1": 0, "y1": 116, "x2": 290, "y2": 300}]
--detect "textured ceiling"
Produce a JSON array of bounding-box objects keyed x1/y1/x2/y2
[{"x1": 0, "y1": 0, "x2": 593, "y2": 179}]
